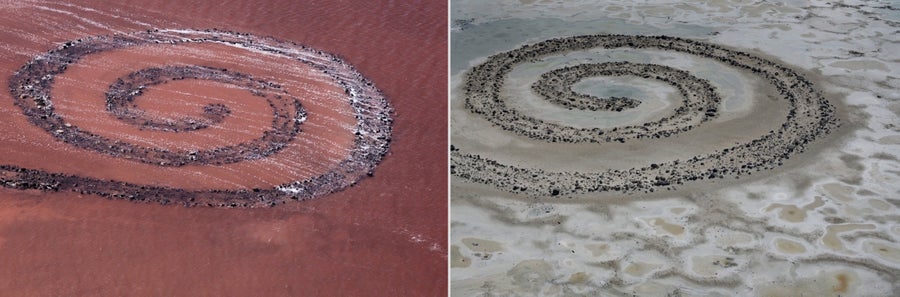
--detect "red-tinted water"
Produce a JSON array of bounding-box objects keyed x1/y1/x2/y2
[{"x1": 0, "y1": 0, "x2": 447, "y2": 295}]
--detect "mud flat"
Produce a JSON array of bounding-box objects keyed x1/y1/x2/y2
[{"x1": 451, "y1": 1, "x2": 899, "y2": 296}]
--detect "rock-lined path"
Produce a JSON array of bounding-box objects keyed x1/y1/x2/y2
[
  {"x1": 530, "y1": 61, "x2": 721, "y2": 141},
  {"x1": 452, "y1": 34, "x2": 839, "y2": 196},
  {"x1": 4, "y1": 29, "x2": 393, "y2": 207}
]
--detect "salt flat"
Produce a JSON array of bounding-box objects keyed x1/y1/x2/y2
[
  {"x1": 0, "y1": 1, "x2": 447, "y2": 295},
  {"x1": 450, "y1": 0, "x2": 899, "y2": 296}
]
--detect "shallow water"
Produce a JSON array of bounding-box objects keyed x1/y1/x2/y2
[{"x1": 0, "y1": 0, "x2": 446, "y2": 295}]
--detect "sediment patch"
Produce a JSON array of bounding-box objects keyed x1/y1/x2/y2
[{"x1": 4, "y1": 29, "x2": 393, "y2": 207}]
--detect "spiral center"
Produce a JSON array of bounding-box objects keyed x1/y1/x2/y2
[{"x1": 106, "y1": 66, "x2": 249, "y2": 132}]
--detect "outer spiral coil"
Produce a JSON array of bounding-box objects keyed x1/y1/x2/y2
[
  {"x1": 451, "y1": 34, "x2": 839, "y2": 196},
  {"x1": 3, "y1": 29, "x2": 394, "y2": 207}
]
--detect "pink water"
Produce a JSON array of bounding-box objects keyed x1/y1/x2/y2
[{"x1": 0, "y1": 0, "x2": 447, "y2": 295}]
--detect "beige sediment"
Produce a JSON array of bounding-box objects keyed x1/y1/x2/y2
[
  {"x1": 864, "y1": 241, "x2": 900, "y2": 264},
  {"x1": 647, "y1": 218, "x2": 685, "y2": 236},
  {"x1": 765, "y1": 204, "x2": 807, "y2": 222},
  {"x1": 624, "y1": 261, "x2": 662, "y2": 277},
  {"x1": 585, "y1": 243, "x2": 610, "y2": 257},
  {"x1": 461, "y1": 237, "x2": 505, "y2": 253},
  {"x1": 450, "y1": 245, "x2": 472, "y2": 268},
  {"x1": 775, "y1": 238, "x2": 807, "y2": 254},
  {"x1": 822, "y1": 223, "x2": 877, "y2": 251}
]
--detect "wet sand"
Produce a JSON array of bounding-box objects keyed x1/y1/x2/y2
[{"x1": 0, "y1": 0, "x2": 446, "y2": 295}]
